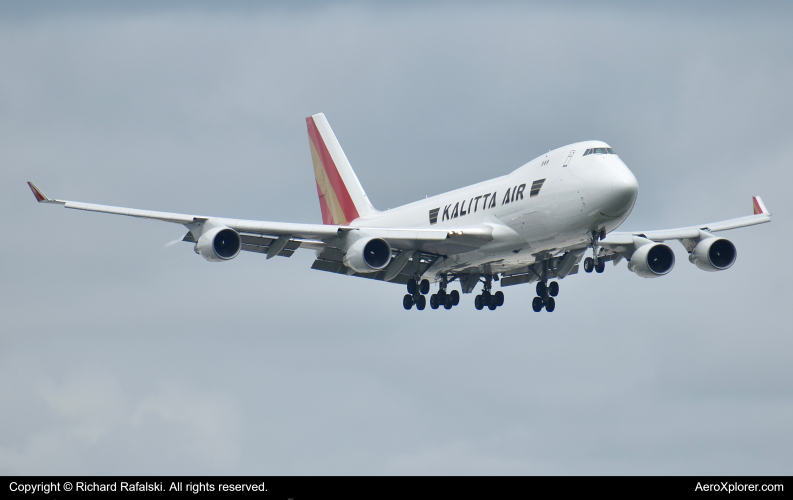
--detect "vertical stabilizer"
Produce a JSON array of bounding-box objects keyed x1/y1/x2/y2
[{"x1": 307, "y1": 113, "x2": 377, "y2": 225}]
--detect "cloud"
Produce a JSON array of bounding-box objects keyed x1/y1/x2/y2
[{"x1": 0, "y1": 364, "x2": 242, "y2": 474}]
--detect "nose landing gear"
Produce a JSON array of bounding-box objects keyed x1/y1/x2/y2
[
  {"x1": 584, "y1": 256, "x2": 606, "y2": 273},
  {"x1": 584, "y1": 230, "x2": 607, "y2": 274}
]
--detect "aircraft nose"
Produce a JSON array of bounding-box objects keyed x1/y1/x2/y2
[{"x1": 608, "y1": 168, "x2": 639, "y2": 215}]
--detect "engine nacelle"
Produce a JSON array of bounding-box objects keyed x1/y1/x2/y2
[
  {"x1": 343, "y1": 237, "x2": 392, "y2": 273},
  {"x1": 194, "y1": 226, "x2": 242, "y2": 262},
  {"x1": 627, "y1": 242, "x2": 675, "y2": 278},
  {"x1": 689, "y1": 237, "x2": 736, "y2": 272}
]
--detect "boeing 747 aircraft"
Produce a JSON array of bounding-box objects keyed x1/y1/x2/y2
[{"x1": 28, "y1": 113, "x2": 771, "y2": 312}]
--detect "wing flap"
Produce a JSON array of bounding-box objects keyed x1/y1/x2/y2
[
  {"x1": 182, "y1": 231, "x2": 306, "y2": 257},
  {"x1": 311, "y1": 247, "x2": 441, "y2": 284}
]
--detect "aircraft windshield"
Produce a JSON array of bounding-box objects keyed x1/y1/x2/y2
[{"x1": 583, "y1": 147, "x2": 617, "y2": 156}]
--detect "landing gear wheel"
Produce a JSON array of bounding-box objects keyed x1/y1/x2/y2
[
  {"x1": 416, "y1": 294, "x2": 426, "y2": 310},
  {"x1": 584, "y1": 257, "x2": 594, "y2": 273},
  {"x1": 420, "y1": 279, "x2": 430, "y2": 295},
  {"x1": 403, "y1": 294, "x2": 414, "y2": 310},
  {"x1": 548, "y1": 281, "x2": 559, "y2": 297},
  {"x1": 450, "y1": 290, "x2": 460, "y2": 306},
  {"x1": 407, "y1": 279, "x2": 417, "y2": 294},
  {"x1": 444, "y1": 296, "x2": 454, "y2": 309},
  {"x1": 481, "y1": 290, "x2": 491, "y2": 306},
  {"x1": 488, "y1": 301, "x2": 498, "y2": 311},
  {"x1": 545, "y1": 297, "x2": 556, "y2": 312},
  {"x1": 475, "y1": 295, "x2": 484, "y2": 310},
  {"x1": 430, "y1": 294, "x2": 440, "y2": 309},
  {"x1": 494, "y1": 291, "x2": 504, "y2": 306},
  {"x1": 532, "y1": 297, "x2": 544, "y2": 312},
  {"x1": 595, "y1": 257, "x2": 605, "y2": 273},
  {"x1": 536, "y1": 281, "x2": 547, "y2": 297}
]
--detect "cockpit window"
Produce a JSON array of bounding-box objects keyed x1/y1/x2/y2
[{"x1": 583, "y1": 147, "x2": 617, "y2": 156}]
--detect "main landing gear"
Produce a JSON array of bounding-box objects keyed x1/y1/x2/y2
[
  {"x1": 532, "y1": 279, "x2": 559, "y2": 313},
  {"x1": 473, "y1": 274, "x2": 504, "y2": 311},
  {"x1": 404, "y1": 277, "x2": 460, "y2": 311},
  {"x1": 430, "y1": 288, "x2": 459, "y2": 310},
  {"x1": 403, "y1": 278, "x2": 429, "y2": 310}
]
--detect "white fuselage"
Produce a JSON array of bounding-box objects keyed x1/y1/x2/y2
[{"x1": 351, "y1": 140, "x2": 639, "y2": 277}]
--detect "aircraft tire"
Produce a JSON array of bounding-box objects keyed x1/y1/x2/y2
[
  {"x1": 584, "y1": 257, "x2": 594, "y2": 273},
  {"x1": 450, "y1": 290, "x2": 460, "y2": 306},
  {"x1": 444, "y1": 296, "x2": 453, "y2": 310},
  {"x1": 545, "y1": 297, "x2": 556, "y2": 312},
  {"x1": 494, "y1": 291, "x2": 504, "y2": 306},
  {"x1": 536, "y1": 281, "x2": 547, "y2": 297},
  {"x1": 416, "y1": 295, "x2": 426, "y2": 310},
  {"x1": 420, "y1": 279, "x2": 430, "y2": 295},
  {"x1": 595, "y1": 258, "x2": 605, "y2": 273},
  {"x1": 407, "y1": 279, "x2": 417, "y2": 294},
  {"x1": 403, "y1": 294, "x2": 414, "y2": 310},
  {"x1": 532, "y1": 297, "x2": 544, "y2": 312},
  {"x1": 475, "y1": 295, "x2": 484, "y2": 310},
  {"x1": 430, "y1": 294, "x2": 440, "y2": 309},
  {"x1": 548, "y1": 282, "x2": 559, "y2": 297},
  {"x1": 488, "y1": 301, "x2": 498, "y2": 311}
]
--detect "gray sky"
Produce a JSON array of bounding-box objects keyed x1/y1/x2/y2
[{"x1": 1, "y1": 1, "x2": 792, "y2": 474}]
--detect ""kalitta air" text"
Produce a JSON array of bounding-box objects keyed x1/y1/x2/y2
[{"x1": 440, "y1": 183, "x2": 527, "y2": 222}]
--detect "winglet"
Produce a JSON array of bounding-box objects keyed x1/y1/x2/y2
[
  {"x1": 27, "y1": 182, "x2": 65, "y2": 205},
  {"x1": 28, "y1": 182, "x2": 50, "y2": 202},
  {"x1": 752, "y1": 196, "x2": 770, "y2": 216}
]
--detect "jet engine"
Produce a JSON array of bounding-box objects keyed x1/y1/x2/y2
[
  {"x1": 194, "y1": 226, "x2": 242, "y2": 262},
  {"x1": 627, "y1": 242, "x2": 675, "y2": 278},
  {"x1": 343, "y1": 237, "x2": 392, "y2": 273},
  {"x1": 689, "y1": 237, "x2": 736, "y2": 272}
]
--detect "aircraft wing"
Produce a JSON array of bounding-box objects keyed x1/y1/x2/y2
[
  {"x1": 599, "y1": 196, "x2": 771, "y2": 255},
  {"x1": 501, "y1": 196, "x2": 772, "y2": 288},
  {"x1": 27, "y1": 182, "x2": 493, "y2": 256}
]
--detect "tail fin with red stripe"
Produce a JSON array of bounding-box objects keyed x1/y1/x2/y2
[{"x1": 307, "y1": 113, "x2": 377, "y2": 225}]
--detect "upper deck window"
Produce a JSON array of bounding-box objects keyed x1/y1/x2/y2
[{"x1": 583, "y1": 147, "x2": 617, "y2": 156}]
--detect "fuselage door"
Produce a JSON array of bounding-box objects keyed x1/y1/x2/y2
[{"x1": 563, "y1": 150, "x2": 575, "y2": 167}]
